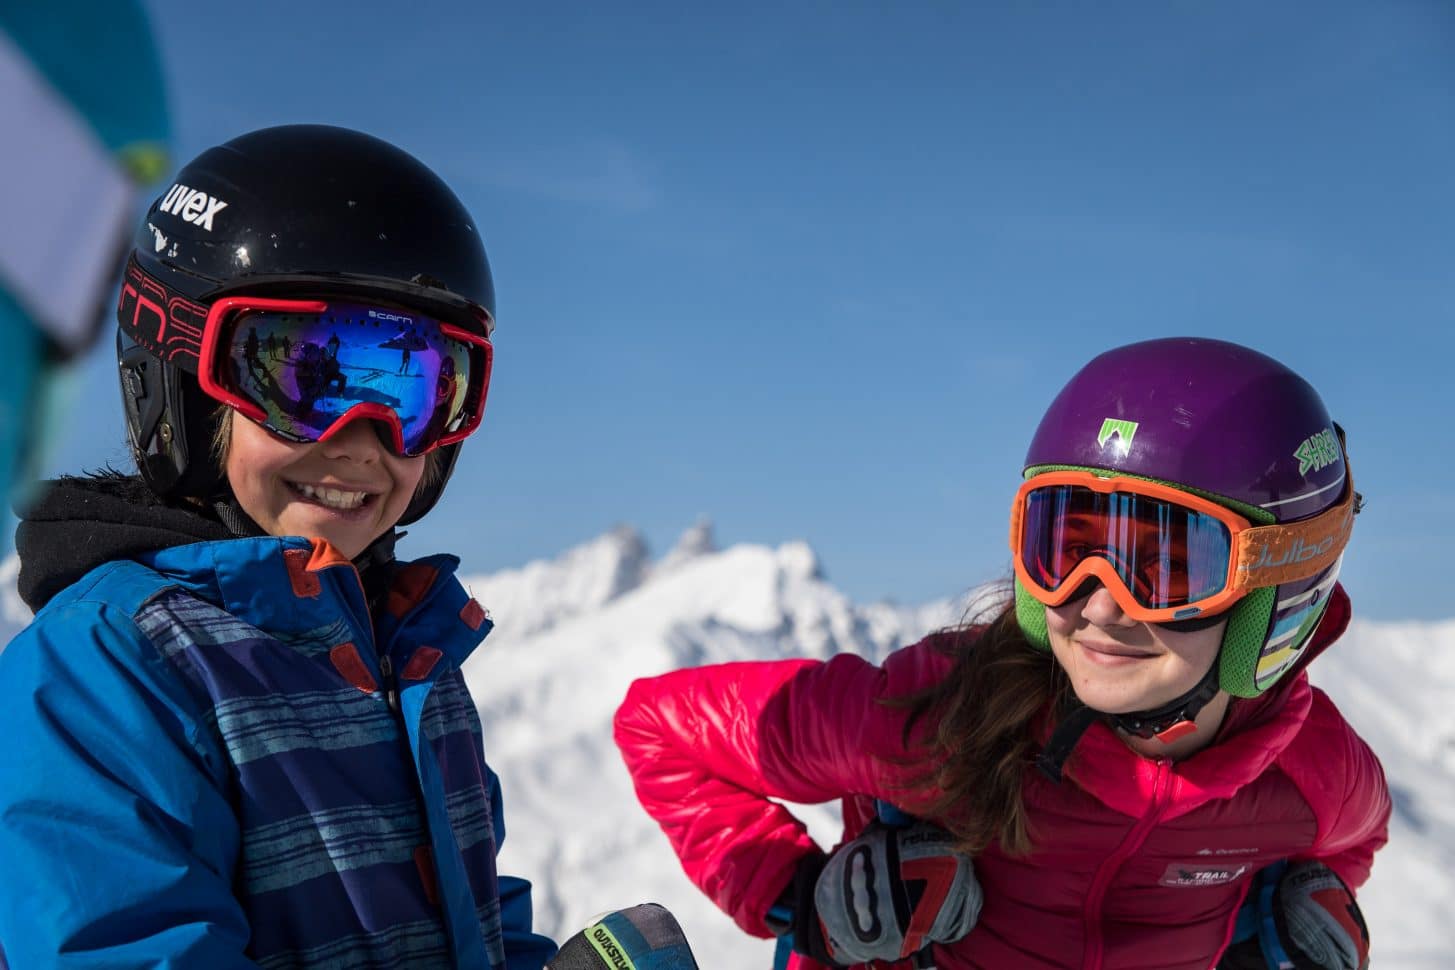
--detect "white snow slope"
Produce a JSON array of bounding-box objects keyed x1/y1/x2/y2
[{"x1": 3, "y1": 526, "x2": 1451, "y2": 967}]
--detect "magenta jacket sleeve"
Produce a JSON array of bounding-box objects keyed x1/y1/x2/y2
[
  {"x1": 1281, "y1": 687, "x2": 1391, "y2": 889},
  {"x1": 613, "y1": 649, "x2": 943, "y2": 936}
]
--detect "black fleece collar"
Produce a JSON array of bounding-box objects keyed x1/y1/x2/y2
[
  {"x1": 16, "y1": 473, "x2": 234, "y2": 612},
  {"x1": 16, "y1": 472, "x2": 401, "y2": 616}
]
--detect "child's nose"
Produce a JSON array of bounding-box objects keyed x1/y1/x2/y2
[
  {"x1": 318, "y1": 416, "x2": 389, "y2": 461},
  {"x1": 1078, "y1": 581, "x2": 1137, "y2": 628}
]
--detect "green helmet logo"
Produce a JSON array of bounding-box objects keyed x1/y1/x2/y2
[
  {"x1": 1293, "y1": 427, "x2": 1340, "y2": 476},
  {"x1": 1097, "y1": 418, "x2": 1139, "y2": 453}
]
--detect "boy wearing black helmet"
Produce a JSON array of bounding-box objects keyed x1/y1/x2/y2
[{"x1": 0, "y1": 126, "x2": 557, "y2": 968}]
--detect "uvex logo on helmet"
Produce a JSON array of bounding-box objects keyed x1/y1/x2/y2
[{"x1": 156, "y1": 183, "x2": 229, "y2": 231}]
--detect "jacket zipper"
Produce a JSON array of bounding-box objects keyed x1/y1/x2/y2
[
  {"x1": 341, "y1": 556, "x2": 404, "y2": 716},
  {"x1": 1082, "y1": 758, "x2": 1174, "y2": 970},
  {"x1": 368, "y1": 575, "x2": 489, "y2": 966},
  {"x1": 379, "y1": 653, "x2": 401, "y2": 712}
]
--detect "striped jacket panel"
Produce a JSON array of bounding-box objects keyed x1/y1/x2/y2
[{"x1": 0, "y1": 535, "x2": 556, "y2": 969}]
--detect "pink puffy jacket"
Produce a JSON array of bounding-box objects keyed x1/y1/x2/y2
[{"x1": 614, "y1": 585, "x2": 1389, "y2": 970}]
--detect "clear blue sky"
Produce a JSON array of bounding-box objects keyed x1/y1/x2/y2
[{"x1": 40, "y1": 0, "x2": 1455, "y2": 620}]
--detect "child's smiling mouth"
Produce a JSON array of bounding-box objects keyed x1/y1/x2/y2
[{"x1": 286, "y1": 480, "x2": 377, "y2": 512}]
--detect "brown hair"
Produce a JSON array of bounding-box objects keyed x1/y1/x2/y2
[{"x1": 891, "y1": 594, "x2": 1073, "y2": 856}]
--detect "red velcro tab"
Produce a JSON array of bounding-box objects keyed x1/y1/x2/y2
[
  {"x1": 459, "y1": 598, "x2": 488, "y2": 631},
  {"x1": 400, "y1": 646, "x2": 443, "y2": 681},
  {"x1": 387, "y1": 563, "x2": 439, "y2": 619},
  {"x1": 307, "y1": 538, "x2": 353, "y2": 573},
  {"x1": 284, "y1": 548, "x2": 322, "y2": 598},
  {"x1": 414, "y1": 845, "x2": 439, "y2": 905},
  {"x1": 329, "y1": 643, "x2": 377, "y2": 693}
]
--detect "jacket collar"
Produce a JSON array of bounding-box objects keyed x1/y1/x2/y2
[{"x1": 138, "y1": 535, "x2": 491, "y2": 668}]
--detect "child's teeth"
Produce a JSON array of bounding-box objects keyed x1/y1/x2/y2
[{"x1": 296, "y1": 483, "x2": 366, "y2": 509}]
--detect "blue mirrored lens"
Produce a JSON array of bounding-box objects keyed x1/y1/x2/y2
[{"x1": 224, "y1": 304, "x2": 475, "y2": 453}]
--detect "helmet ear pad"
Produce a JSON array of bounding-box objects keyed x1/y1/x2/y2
[
  {"x1": 1216, "y1": 587, "x2": 1278, "y2": 698},
  {"x1": 1015, "y1": 578, "x2": 1052, "y2": 651},
  {"x1": 1012, "y1": 577, "x2": 1320, "y2": 699},
  {"x1": 398, "y1": 441, "x2": 461, "y2": 527},
  {"x1": 117, "y1": 333, "x2": 227, "y2": 502},
  {"x1": 1220, "y1": 569, "x2": 1337, "y2": 698}
]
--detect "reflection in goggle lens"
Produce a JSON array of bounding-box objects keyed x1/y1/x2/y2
[
  {"x1": 1021, "y1": 485, "x2": 1232, "y2": 610},
  {"x1": 223, "y1": 305, "x2": 478, "y2": 455}
]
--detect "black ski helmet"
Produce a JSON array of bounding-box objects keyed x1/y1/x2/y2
[{"x1": 116, "y1": 124, "x2": 494, "y2": 525}]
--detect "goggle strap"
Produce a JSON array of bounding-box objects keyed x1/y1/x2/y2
[{"x1": 1229, "y1": 481, "x2": 1356, "y2": 593}]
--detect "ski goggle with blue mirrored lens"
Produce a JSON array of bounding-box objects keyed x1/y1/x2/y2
[
  {"x1": 1009, "y1": 471, "x2": 1355, "y2": 623},
  {"x1": 192, "y1": 295, "x2": 492, "y2": 457}
]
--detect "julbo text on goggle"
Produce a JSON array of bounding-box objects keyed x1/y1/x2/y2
[{"x1": 1009, "y1": 470, "x2": 1355, "y2": 622}]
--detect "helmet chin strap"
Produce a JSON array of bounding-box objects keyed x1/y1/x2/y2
[
  {"x1": 1035, "y1": 659, "x2": 1222, "y2": 783},
  {"x1": 1105, "y1": 658, "x2": 1222, "y2": 741},
  {"x1": 212, "y1": 496, "x2": 266, "y2": 537}
]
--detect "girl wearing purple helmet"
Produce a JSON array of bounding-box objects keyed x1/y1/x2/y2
[{"x1": 616, "y1": 338, "x2": 1388, "y2": 970}]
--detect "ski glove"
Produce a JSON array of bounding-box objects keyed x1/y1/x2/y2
[
  {"x1": 785, "y1": 820, "x2": 982, "y2": 967},
  {"x1": 1219, "y1": 860, "x2": 1371, "y2": 970},
  {"x1": 547, "y1": 903, "x2": 700, "y2": 969}
]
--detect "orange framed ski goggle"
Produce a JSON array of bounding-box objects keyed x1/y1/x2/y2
[{"x1": 1010, "y1": 470, "x2": 1355, "y2": 623}]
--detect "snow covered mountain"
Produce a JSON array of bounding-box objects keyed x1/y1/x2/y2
[{"x1": 2, "y1": 526, "x2": 1451, "y2": 967}]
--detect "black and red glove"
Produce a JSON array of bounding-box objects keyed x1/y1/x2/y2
[
  {"x1": 771, "y1": 821, "x2": 982, "y2": 967},
  {"x1": 1220, "y1": 860, "x2": 1370, "y2": 970}
]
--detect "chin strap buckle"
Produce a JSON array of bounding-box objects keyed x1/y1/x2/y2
[
  {"x1": 1151, "y1": 719, "x2": 1200, "y2": 744},
  {"x1": 1110, "y1": 657, "x2": 1223, "y2": 741}
]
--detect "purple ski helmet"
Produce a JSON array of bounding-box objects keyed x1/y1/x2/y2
[{"x1": 1014, "y1": 337, "x2": 1353, "y2": 697}]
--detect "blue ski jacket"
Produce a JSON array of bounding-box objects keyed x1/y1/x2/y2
[{"x1": 0, "y1": 502, "x2": 556, "y2": 968}]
